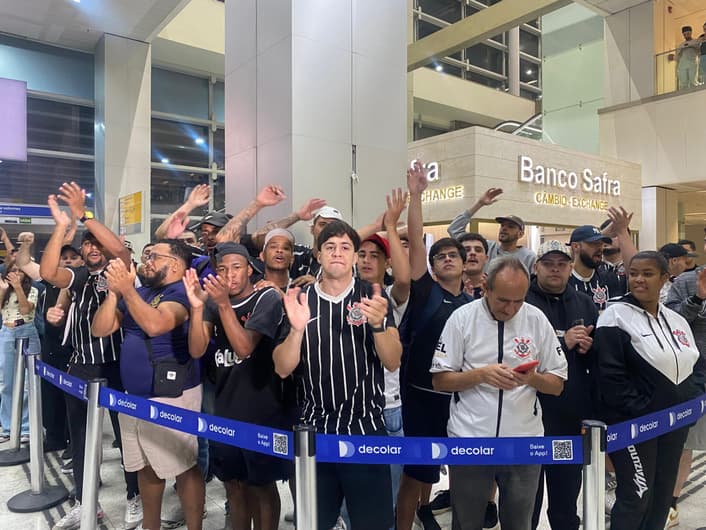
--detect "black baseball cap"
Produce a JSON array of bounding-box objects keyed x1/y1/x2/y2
[
  {"x1": 214, "y1": 242, "x2": 251, "y2": 264},
  {"x1": 659, "y1": 243, "x2": 688, "y2": 259},
  {"x1": 569, "y1": 225, "x2": 611, "y2": 244},
  {"x1": 197, "y1": 211, "x2": 232, "y2": 229},
  {"x1": 495, "y1": 215, "x2": 525, "y2": 231},
  {"x1": 60, "y1": 245, "x2": 81, "y2": 256}
]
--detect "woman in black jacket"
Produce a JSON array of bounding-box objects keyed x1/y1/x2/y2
[{"x1": 594, "y1": 251, "x2": 702, "y2": 530}]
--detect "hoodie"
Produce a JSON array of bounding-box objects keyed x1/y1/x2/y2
[
  {"x1": 594, "y1": 294, "x2": 702, "y2": 424},
  {"x1": 525, "y1": 278, "x2": 599, "y2": 420}
]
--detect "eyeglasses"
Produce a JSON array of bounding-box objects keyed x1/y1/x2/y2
[
  {"x1": 432, "y1": 251, "x2": 461, "y2": 262},
  {"x1": 145, "y1": 252, "x2": 177, "y2": 263}
]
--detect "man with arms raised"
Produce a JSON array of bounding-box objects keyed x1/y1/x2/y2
[
  {"x1": 273, "y1": 220, "x2": 401, "y2": 529},
  {"x1": 183, "y1": 242, "x2": 289, "y2": 530},
  {"x1": 431, "y1": 257, "x2": 567, "y2": 530}
]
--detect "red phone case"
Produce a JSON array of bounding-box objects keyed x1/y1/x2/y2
[{"x1": 513, "y1": 360, "x2": 539, "y2": 373}]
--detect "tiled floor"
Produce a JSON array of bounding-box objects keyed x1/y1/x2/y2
[{"x1": 2, "y1": 417, "x2": 706, "y2": 529}]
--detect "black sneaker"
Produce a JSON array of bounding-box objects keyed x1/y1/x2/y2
[
  {"x1": 429, "y1": 490, "x2": 451, "y2": 515},
  {"x1": 61, "y1": 448, "x2": 72, "y2": 461},
  {"x1": 483, "y1": 501, "x2": 498, "y2": 529},
  {"x1": 415, "y1": 504, "x2": 441, "y2": 530}
]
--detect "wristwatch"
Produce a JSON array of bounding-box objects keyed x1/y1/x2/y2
[
  {"x1": 370, "y1": 317, "x2": 388, "y2": 333},
  {"x1": 79, "y1": 211, "x2": 94, "y2": 223}
]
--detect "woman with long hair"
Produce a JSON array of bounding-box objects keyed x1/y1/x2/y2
[
  {"x1": 0, "y1": 265, "x2": 40, "y2": 442},
  {"x1": 594, "y1": 251, "x2": 702, "y2": 530}
]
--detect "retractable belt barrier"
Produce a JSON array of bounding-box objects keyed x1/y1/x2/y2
[{"x1": 35, "y1": 360, "x2": 706, "y2": 464}]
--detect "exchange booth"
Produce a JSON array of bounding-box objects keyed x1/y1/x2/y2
[{"x1": 408, "y1": 127, "x2": 642, "y2": 246}]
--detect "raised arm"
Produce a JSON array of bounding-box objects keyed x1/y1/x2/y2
[
  {"x1": 215, "y1": 185, "x2": 287, "y2": 243},
  {"x1": 273, "y1": 287, "x2": 309, "y2": 378},
  {"x1": 91, "y1": 289, "x2": 122, "y2": 337},
  {"x1": 0, "y1": 227, "x2": 15, "y2": 255},
  {"x1": 15, "y1": 232, "x2": 40, "y2": 281},
  {"x1": 384, "y1": 188, "x2": 411, "y2": 305},
  {"x1": 360, "y1": 283, "x2": 402, "y2": 371},
  {"x1": 447, "y1": 188, "x2": 503, "y2": 239},
  {"x1": 183, "y1": 268, "x2": 212, "y2": 358},
  {"x1": 250, "y1": 197, "x2": 327, "y2": 250},
  {"x1": 39, "y1": 195, "x2": 74, "y2": 288},
  {"x1": 58, "y1": 182, "x2": 131, "y2": 266},
  {"x1": 407, "y1": 161, "x2": 430, "y2": 280},
  {"x1": 603, "y1": 206, "x2": 637, "y2": 266},
  {"x1": 154, "y1": 184, "x2": 210, "y2": 240}
]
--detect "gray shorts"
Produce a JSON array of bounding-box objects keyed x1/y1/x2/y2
[{"x1": 685, "y1": 414, "x2": 706, "y2": 451}]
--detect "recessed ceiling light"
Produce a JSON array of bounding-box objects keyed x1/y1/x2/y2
[
  {"x1": 195, "y1": 137, "x2": 205, "y2": 145},
  {"x1": 526, "y1": 69, "x2": 533, "y2": 75},
  {"x1": 161, "y1": 158, "x2": 170, "y2": 164},
  {"x1": 435, "y1": 65, "x2": 443, "y2": 72}
]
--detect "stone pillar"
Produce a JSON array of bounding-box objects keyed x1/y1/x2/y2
[
  {"x1": 508, "y1": 26, "x2": 520, "y2": 96},
  {"x1": 94, "y1": 34, "x2": 152, "y2": 251},
  {"x1": 225, "y1": 0, "x2": 407, "y2": 243},
  {"x1": 641, "y1": 186, "x2": 678, "y2": 250}
]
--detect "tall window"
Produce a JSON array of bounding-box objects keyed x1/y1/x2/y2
[{"x1": 150, "y1": 68, "x2": 225, "y2": 234}]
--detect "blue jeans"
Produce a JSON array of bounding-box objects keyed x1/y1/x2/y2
[
  {"x1": 384, "y1": 406, "x2": 404, "y2": 506},
  {"x1": 0, "y1": 324, "x2": 40, "y2": 435}
]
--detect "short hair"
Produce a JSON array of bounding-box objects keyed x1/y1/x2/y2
[
  {"x1": 428, "y1": 237, "x2": 466, "y2": 267},
  {"x1": 678, "y1": 239, "x2": 696, "y2": 251},
  {"x1": 458, "y1": 232, "x2": 489, "y2": 254},
  {"x1": 157, "y1": 239, "x2": 192, "y2": 268},
  {"x1": 682, "y1": 26, "x2": 692, "y2": 33},
  {"x1": 316, "y1": 220, "x2": 361, "y2": 251},
  {"x1": 485, "y1": 256, "x2": 530, "y2": 291},
  {"x1": 630, "y1": 250, "x2": 669, "y2": 275},
  {"x1": 142, "y1": 242, "x2": 155, "y2": 252}
]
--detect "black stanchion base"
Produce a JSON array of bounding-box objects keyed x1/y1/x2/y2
[
  {"x1": 0, "y1": 446, "x2": 30, "y2": 466},
  {"x1": 7, "y1": 485, "x2": 69, "y2": 513}
]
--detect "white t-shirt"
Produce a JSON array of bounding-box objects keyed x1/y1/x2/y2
[
  {"x1": 383, "y1": 284, "x2": 408, "y2": 409},
  {"x1": 430, "y1": 299, "x2": 568, "y2": 438}
]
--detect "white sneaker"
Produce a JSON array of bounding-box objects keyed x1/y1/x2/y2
[
  {"x1": 665, "y1": 506, "x2": 679, "y2": 528},
  {"x1": 52, "y1": 501, "x2": 104, "y2": 530},
  {"x1": 605, "y1": 474, "x2": 618, "y2": 515},
  {"x1": 124, "y1": 494, "x2": 144, "y2": 529},
  {"x1": 162, "y1": 506, "x2": 207, "y2": 529}
]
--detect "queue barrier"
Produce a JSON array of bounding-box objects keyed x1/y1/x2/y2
[{"x1": 31, "y1": 360, "x2": 706, "y2": 530}]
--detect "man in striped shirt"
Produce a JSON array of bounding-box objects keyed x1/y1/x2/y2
[
  {"x1": 40, "y1": 183, "x2": 141, "y2": 530},
  {"x1": 274, "y1": 220, "x2": 402, "y2": 529}
]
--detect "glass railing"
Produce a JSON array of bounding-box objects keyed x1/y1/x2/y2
[
  {"x1": 655, "y1": 47, "x2": 706, "y2": 96},
  {"x1": 493, "y1": 113, "x2": 554, "y2": 143}
]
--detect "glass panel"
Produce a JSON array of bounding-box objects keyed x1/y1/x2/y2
[
  {"x1": 520, "y1": 29, "x2": 540, "y2": 57},
  {"x1": 27, "y1": 98, "x2": 95, "y2": 155},
  {"x1": 425, "y1": 62, "x2": 463, "y2": 78},
  {"x1": 151, "y1": 168, "x2": 211, "y2": 216},
  {"x1": 417, "y1": 19, "x2": 442, "y2": 39},
  {"x1": 520, "y1": 88, "x2": 540, "y2": 101},
  {"x1": 213, "y1": 81, "x2": 225, "y2": 123},
  {"x1": 467, "y1": 43, "x2": 505, "y2": 74},
  {"x1": 213, "y1": 174, "x2": 225, "y2": 212},
  {"x1": 413, "y1": 124, "x2": 448, "y2": 140},
  {"x1": 466, "y1": 72, "x2": 506, "y2": 90},
  {"x1": 418, "y1": 0, "x2": 462, "y2": 23},
  {"x1": 520, "y1": 59, "x2": 540, "y2": 85},
  {"x1": 151, "y1": 119, "x2": 210, "y2": 168},
  {"x1": 0, "y1": 156, "x2": 94, "y2": 209},
  {"x1": 152, "y1": 68, "x2": 209, "y2": 119},
  {"x1": 213, "y1": 128, "x2": 225, "y2": 170}
]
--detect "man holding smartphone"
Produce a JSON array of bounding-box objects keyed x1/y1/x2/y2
[{"x1": 525, "y1": 240, "x2": 599, "y2": 530}]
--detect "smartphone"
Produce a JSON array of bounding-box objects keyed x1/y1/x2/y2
[{"x1": 513, "y1": 360, "x2": 539, "y2": 373}]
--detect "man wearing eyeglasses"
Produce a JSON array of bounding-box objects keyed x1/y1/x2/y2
[{"x1": 395, "y1": 163, "x2": 473, "y2": 530}]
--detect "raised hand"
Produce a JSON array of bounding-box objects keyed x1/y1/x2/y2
[
  {"x1": 384, "y1": 188, "x2": 408, "y2": 230},
  {"x1": 166, "y1": 211, "x2": 190, "y2": 239},
  {"x1": 62, "y1": 216, "x2": 78, "y2": 245},
  {"x1": 203, "y1": 273, "x2": 231, "y2": 307},
  {"x1": 6, "y1": 271, "x2": 22, "y2": 290},
  {"x1": 0, "y1": 276, "x2": 8, "y2": 291},
  {"x1": 290, "y1": 274, "x2": 316, "y2": 288},
  {"x1": 255, "y1": 185, "x2": 287, "y2": 207},
  {"x1": 282, "y1": 287, "x2": 310, "y2": 332},
  {"x1": 605, "y1": 206, "x2": 633, "y2": 236},
  {"x1": 182, "y1": 268, "x2": 208, "y2": 309},
  {"x1": 359, "y1": 283, "x2": 389, "y2": 329},
  {"x1": 18, "y1": 232, "x2": 35, "y2": 246},
  {"x1": 187, "y1": 184, "x2": 211, "y2": 209},
  {"x1": 297, "y1": 198, "x2": 327, "y2": 221},
  {"x1": 407, "y1": 161, "x2": 428, "y2": 195},
  {"x1": 478, "y1": 188, "x2": 503, "y2": 206},
  {"x1": 48, "y1": 194, "x2": 70, "y2": 228},
  {"x1": 57, "y1": 182, "x2": 87, "y2": 219},
  {"x1": 46, "y1": 303, "x2": 66, "y2": 325},
  {"x1": 697, "y1": 269, "x2": 706, "y2": 300}
]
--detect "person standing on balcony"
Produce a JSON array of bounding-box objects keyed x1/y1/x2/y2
[
  {"x1": 677, "y1": 26, "x2": 699, "y2": 90},
  {"x1": 699, "y1": 22, "x2": 706, "y2": 84}
]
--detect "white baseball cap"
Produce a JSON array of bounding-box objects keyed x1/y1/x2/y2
[{"x1": 313, "y1": 206, "x2": 343, "y2": 222}]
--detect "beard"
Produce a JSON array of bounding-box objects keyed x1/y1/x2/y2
[
  {"x1": 141, "y1": 267, "x2": 168, "y2": 287},
  {"x1": 579, "y1": 249, "x2": 600, "y2": 270}
]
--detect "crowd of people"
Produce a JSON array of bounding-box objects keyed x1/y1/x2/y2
[
  {"x1": 676, "y1": 23, "x2": 706, "y2": 90},
  {"x1": 0, "y1": 160, "x2": 704, "y2": 530}
]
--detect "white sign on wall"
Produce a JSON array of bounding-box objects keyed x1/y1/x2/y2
[{"x1": 519, "y1": 155, "x2": 621, "y2": 197}]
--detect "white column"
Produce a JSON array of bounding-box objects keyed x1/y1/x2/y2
[
  {"x1": 640, "y1": 186, "x2": 678, "y2": 250},
  {"x1": 508, "y1": 26, "x2": 520, "y2": 96},
  {"x1": 225, "y1": 0, "x2": 407, "y2": 242},
  {"x1": 94, "y1": 34, "x2": 152, "y2": 251}
]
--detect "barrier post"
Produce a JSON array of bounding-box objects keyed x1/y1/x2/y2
[
  {"x1": 80, "y1": 378, "x2": 106, "y2": 530},
  {"x1": 582, "y1": 420, "x2": 607, "y2": 530},
  {"x1": 7, "y1": 352, "x2": 69, "y2": 512},
  {"x1": 0, "y1": 337, "x2": 30, "y2": 466},
  {"x1": 294, "y1": 424, "x2": 318, "y2": 530}
]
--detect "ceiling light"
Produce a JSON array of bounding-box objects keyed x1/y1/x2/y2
[
  {"x1": 161, "y1": 158, "x2": 170, "y2": 164},
  {"x1": 73, "y1": 0, "x2": 81, "y2": 3},
  {"x1": 526, "y1": 69, "x2": 533, "y2": 75},
  {"x1": 195, "y1": 137, "x2": 205, "y2": 145},
  {"x1": 435, "y1": 65, "x2": 443, "y2": 72}
]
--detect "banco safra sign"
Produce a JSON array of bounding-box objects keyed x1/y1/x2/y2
[
  {"x1": 518, "y1": 155, "x2": 621, "y2": 196},
  {"x1": 409, "y1": 159, "x2": 465, "y2": 203}
]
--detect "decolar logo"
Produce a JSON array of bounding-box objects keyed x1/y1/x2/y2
[
  {"x1": 431, "y1": 442, "x2": 448, "y2": 460},
  {"x1": 669, "y1": 412, "x2": 676, "y2": 427},
  {"x1": 109, "y1": 393, "x2": 116, "y2": 407},
  {"x1": 630, "y1": 424, "x2": 638, "y2": 439},
  {"x1": 701, "y1": 400, "x2": 706, "y2": 414},
  {"x1": 339, "y1": 441, "x2": 355, "y2": 458},
  {"x1": 150, "y1": 405, "x2": 159, "y2": 420},
  {"x1": 198, "y1": 418, "x2": 208, "y2": 433}
]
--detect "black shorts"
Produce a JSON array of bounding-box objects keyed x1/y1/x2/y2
[
  {"x1": 401, "y1": 384, "x2": 450, "y2": 484},
  {"x1": 212, "y1": 442, "x2": 291, "y2": 486}
]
